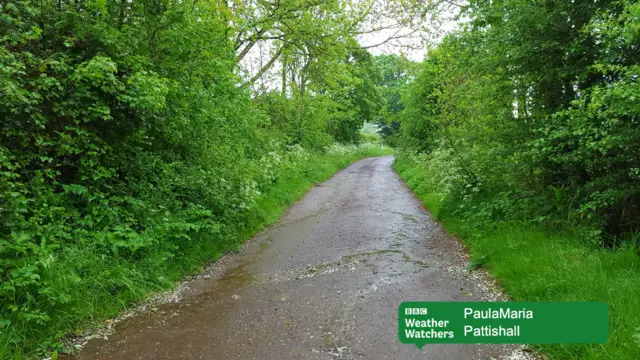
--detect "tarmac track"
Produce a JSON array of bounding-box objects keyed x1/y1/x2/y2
[{"x1": 70, "y1": 156, "x2": 534, "y2": 360}]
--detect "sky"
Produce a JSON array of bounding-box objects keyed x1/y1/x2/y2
[
  {"x1": 356, "y1": 2, "x2": 461, "y2": 62},
  {"x1": 241, "y1": 1, "x2": 462, "y2": 92}
]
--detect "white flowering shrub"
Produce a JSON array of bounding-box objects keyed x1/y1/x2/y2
[
  {"x1": 235, "y1": 143, "x2": 391, "y2": 212},
  {"x1": 325, "y1": 142, "x2": 387, "y2": 155}
]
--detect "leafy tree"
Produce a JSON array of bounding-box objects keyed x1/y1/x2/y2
[
  {"x1": 372, "y1": 54, "x2": 417, "y2": 146},
  {"x1": 397, "y1": 0, "x2": 640, "y2": 240}
]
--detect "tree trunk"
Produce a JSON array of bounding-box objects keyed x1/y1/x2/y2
[
  {"x1": 281, "y1": 56, "x2": 287, "y2": 97},
  {"x1": 297, "y1": 76, "x2": 306, "y2": 130}
]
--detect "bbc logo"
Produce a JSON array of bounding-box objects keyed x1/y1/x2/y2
[{"x1": 405, "y1": 307, "x2": 428, "y2": 315}]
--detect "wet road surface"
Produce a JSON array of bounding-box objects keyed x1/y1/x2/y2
[{"x1": 71, "y1": 156, "x2": 532, "y2": 360}]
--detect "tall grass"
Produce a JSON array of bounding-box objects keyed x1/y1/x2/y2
[{"x1": 394, "y1": 156, "x2": 640, "y2": 360}]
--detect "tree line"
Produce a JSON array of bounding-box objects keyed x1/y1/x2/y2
[{"x1": 390, "y1": 0, "x2": 640, "y2": 245}]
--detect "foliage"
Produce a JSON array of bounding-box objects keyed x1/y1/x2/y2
[
  {"x1": 371, "y1": 54, "x2": 417, "y2": 147},
  {"x1": 254, "y1": 43, "x2": 383, "y2": 146},
  {"x1": 0, "y1": 0, "x2": 392, "y2": 357},
  {"x1": 395, "y1": 155, "x2": 640, "y2": 360},
  {"x1": 397, "y1": 0, "x2": 640, "y2": 242},
  {"x1": 393, "y1": 1, "x2": 640, "y2": 358}
]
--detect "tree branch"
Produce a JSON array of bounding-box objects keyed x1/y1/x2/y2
[{"x1": 241, "y1": 44, "x2": 286, "y2": 87}]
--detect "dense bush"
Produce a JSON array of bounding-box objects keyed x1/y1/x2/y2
[
  {"x1": 0, "y1": 0, "x2": 389, "y2": 356},
  {"x1": 390, "y1": 2, "x2": 640, "y2": 358},
  {"x1": 397, "y1": 0, "x2": 640, "y2": 243}
]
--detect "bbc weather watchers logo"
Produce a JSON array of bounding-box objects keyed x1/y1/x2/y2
[{"x1": 405, "y1": 307, "x2": 428, "y2": 315}]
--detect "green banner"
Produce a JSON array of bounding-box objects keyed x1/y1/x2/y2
[{"x1": 398, "y1": 302, "x2": 608, "y2": 348}]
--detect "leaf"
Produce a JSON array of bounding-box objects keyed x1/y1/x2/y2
[{"x1": 62, "y1": 184, "x2": 88, "y2": 195}]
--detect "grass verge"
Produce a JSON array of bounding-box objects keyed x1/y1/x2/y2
[
  {"x1": 2, "y1": 145, "x2": 392, "y2": 359},
  {"x1": 393, "y1": 156, "x2": 640, "y2": 360}
]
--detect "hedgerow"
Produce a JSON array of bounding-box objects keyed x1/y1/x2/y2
[{"x1": 0, "y1": 1, "x2": 390, "y2": 356}]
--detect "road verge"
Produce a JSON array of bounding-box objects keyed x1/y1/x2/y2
[{"x1": 393, "y1": 155, "x2": 640, "y2": 360}]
